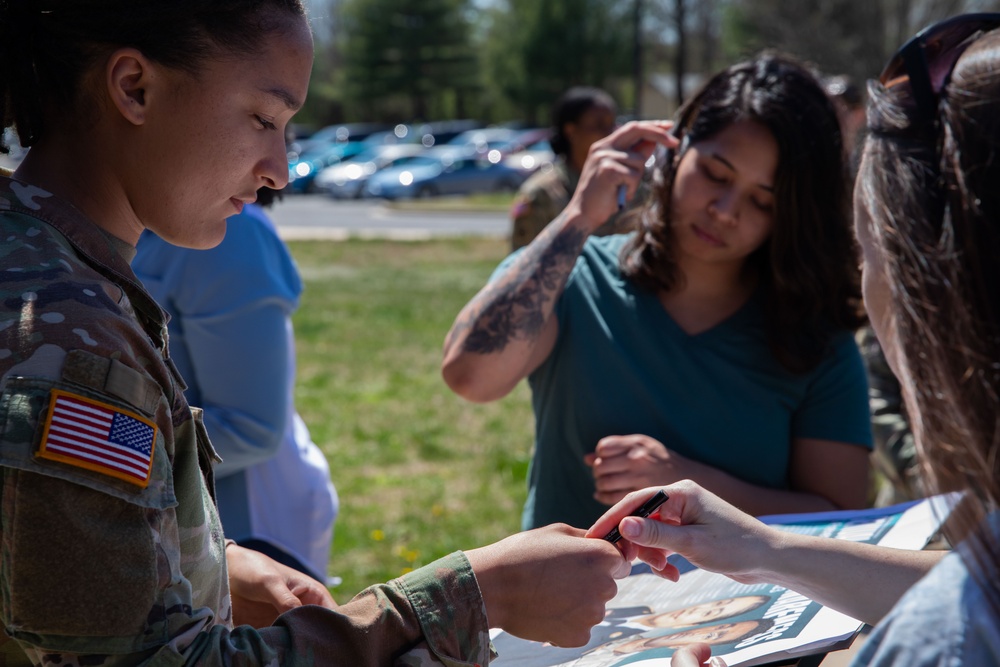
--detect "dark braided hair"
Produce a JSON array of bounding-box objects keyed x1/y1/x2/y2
[
  {"x1": 0, "y1": 0, "x2": 305, "y2": 153},
  {"x1": 549, "y1": 86, "x2": 617, "y2": 158}
]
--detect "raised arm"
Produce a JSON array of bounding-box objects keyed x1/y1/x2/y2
[{"x1": 442, "y1": 121, "x2": 676, "y2": 402}]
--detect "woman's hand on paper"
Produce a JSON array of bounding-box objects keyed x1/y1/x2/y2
[
  {"x1": 672, "y1": 644, "x2": 728, "y2": 667},
  {"x1": 585, "y1": 480, "x2": 779, "y2": 585}
]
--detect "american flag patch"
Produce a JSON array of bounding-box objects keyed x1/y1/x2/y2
[{"x1": 36, "y1": 390, "x2": 157, "y2": 488}]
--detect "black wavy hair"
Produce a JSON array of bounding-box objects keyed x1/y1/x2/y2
[{"x1": 620, "y1": 52, "x2": 864, "y2": 373}]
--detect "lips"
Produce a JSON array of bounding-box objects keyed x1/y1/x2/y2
[{"x1": 692, "y1": 224, "x2": 725, "y2": 247}]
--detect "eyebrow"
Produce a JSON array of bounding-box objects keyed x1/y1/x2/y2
[
  {"x1": 708, "y1": 153, "x2": 774, "y2": 193},
  {"x1": 261, "y1": 86, "x2": 303, "y2": 111}
]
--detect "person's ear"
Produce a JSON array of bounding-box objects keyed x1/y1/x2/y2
[{"x1": 105, "y1": 48, "x2": 154, "y2": 126}]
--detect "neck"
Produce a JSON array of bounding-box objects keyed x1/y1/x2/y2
[
  {"x1": 13, "y1": 131, "x2": 143, "y2": 247},
  {"x1": 671, "y1": 254, "x2": 754, "y2": 301},
  {"x1": 658, "y1": 257, "x2": 757, "y2": 335}
]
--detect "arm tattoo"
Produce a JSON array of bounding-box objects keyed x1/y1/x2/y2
[{"x1": 457, "y1": 220, "x2": 587, "y2": 354}]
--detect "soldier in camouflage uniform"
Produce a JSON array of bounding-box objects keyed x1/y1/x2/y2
[
  {"x1": 0, "y1": 2, "x2": 629, "y2": 665},
  {"x1": 510, "y1": 87, "x2": 635, "y2": 251}
]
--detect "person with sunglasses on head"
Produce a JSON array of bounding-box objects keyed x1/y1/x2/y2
[
  {"x1": 590, "y1": 13, "x2": 1000, "y2": 666},
  {"x1": 0, "y1": 2, "x2": 634, "y2": 665},
  {"x1": 443, "y1": 53, "x2": 873, "y2": 533}
]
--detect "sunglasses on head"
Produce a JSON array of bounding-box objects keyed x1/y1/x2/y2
[{"x1": 879, "y1": 13, "x2": 1000, "y2": 126}]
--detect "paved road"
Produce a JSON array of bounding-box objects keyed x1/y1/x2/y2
[{"x1": 269, "y1": 195, "x2": 509, "y2": 240}]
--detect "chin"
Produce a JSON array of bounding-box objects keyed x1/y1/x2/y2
[
  {"x1": 197, "y1": 220, "x2": 229, "y2": 249},
  {"x1": 162, "y1": 219, "x2": 228, "y2": 250}
]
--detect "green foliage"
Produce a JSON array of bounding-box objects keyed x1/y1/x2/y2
[
  {"x1": 482, "y1": 0, "x2": 634, "y2": 124},
  {"x1": 288, "y1": 237, "x2": 534, "y2": 600},
  {"x1": 339, "y1": 0, "x2": 481, "y2": 121},
  {"x1": 720, "y1": 0, "x2": 1000, "y2": 85}
]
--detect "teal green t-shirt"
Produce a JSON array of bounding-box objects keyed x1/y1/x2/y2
[{"x1": 497, "y1": 234, "x2": 873, "y2": 530}]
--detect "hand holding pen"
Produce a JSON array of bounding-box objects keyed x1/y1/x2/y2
[
  {"x1": 566, "y1": 120, "x2": 676, "y2": 232},
  {"x1": 602, "y1": 489, "x2": 669, "y2": 544}
]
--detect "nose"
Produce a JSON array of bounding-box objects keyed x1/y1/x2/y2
[
  {"x1": 257, "y1": 132, "x2": 290, "y2": 190},
  {"x1": 709, "y1": 189, "x2": 739, "y2": 227}
]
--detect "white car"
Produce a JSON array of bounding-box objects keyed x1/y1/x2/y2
[{"x1": 313, "y1": 143, "x2": 428, "y2": 199}]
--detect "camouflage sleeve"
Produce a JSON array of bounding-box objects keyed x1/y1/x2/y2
[
  {"x1": 1, "y1": 375, "x2": 490, "y2": 666},
  {"x1": 152, "y1": 552, "x2": 491, "y2": 667},
  {"x1": 509, "y1": 185, "x2": 559, "y2": 252},
  {"x1": 0, "y1": 212, "x2": 492, "y2": 666}
]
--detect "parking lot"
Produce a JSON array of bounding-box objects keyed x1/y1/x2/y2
[{"x1": 269, "y1": 194, "x2": 509, "y2": 240}]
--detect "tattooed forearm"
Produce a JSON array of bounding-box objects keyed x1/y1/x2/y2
[{"x1": 456, "y1": 218, "x2": 588, "y2": 354}]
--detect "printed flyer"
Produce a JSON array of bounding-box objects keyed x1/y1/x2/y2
[{"x1": 491, "y1": 495, "x2": 956, "y2": 667}]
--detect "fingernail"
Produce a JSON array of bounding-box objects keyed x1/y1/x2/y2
[{"x1": 621, "y1": 518, "x2": 640, "y2": 538}]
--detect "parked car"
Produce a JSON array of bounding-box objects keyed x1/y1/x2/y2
[
  {"x1": 363, "y1": 145, "x2": 527, "y2": 200},
  {"x1": 445, "y1": 127, "x2": 521, "y2": 154},
  {"x1": 287, "y1": 126, "x2": 407, "y2": 194},
  {"x1": 286, "y1": 122, "x2": 390, "y2": 160},
  {"x1": 314, "y1": 143, "x2": 428, "y2": 199},
  {"x1": 503, "y1": 138, "x2": 556, "y2": 180},
  {"x1": 410, "y1": 119, "x2": 484, "y2": 147}
]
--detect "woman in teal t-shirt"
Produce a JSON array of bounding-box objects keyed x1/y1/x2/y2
[{"x1": 443, "y1": 53, "x2": 873, "y2": 529}]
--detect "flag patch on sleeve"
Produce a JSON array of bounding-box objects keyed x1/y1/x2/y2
[{"x1": 36, "y1": 389, "x2": 156, "y2": 488}]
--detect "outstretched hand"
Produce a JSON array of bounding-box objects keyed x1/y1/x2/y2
[
  {"x1": 585, "y1": 480, "x2": 778, "y2": 585},
  {"x1": 226, "y1": 543, "x2": 337, "y2": 628},
  {"x1": 466, "y1": 523, "x2": 631, "y2": 647}
]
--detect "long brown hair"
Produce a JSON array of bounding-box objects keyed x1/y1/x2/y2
[
  {"x1": 859, "y1": 30, "x2": 1000, "y2": 610},
  {"x1": 621, "y1": 52, "x2": 864, "y2": 374}
]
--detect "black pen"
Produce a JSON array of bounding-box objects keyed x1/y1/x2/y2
[{"x1": 602, "y1": 490, "x2": 669, "y2": 544}]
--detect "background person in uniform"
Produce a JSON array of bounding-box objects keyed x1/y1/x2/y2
[
  {"x1": 443, "y1": 53, "x2": 873, "y2": 532},
  {"x1": 593, "y1": 15, "x2": 1000, "y2": 666},
  {"x1": 509, "y1": 86, "x2": 630, "y2": 251},
  {"x1": 133, "y1": 186, "x2": 339, "y2": 584},
  {"x1": 0, "y1": 1, "x2": 632, "y2": 664}
]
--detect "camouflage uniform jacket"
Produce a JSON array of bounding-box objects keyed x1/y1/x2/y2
[
  {"x1": 0, "y1": 174, "x2": 491, "y2": 667},
  {"x1": 508, "y1": 158, "x2": 634, "y2": 252}
]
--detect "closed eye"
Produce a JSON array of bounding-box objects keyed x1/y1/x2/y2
[
  {"x1": 700, "y1": 163, "x2": 727, "y2": 184},
  {"x1": 254, "y1": 114, "x2": 277, "y2": 131}
]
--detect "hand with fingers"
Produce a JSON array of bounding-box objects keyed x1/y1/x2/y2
[
  {"x1": 585, "y1": 434, "x2": 703, "y2": 506},
  {"x1": 226, "y1": 542, "x2": 338, "y2": 628},
  {"x1": 466, "y1": 523, "x2": 632, "y2": 648},
  {"x1": 672, "y1": 644, "x2": 728, "y2": 667},
  {"x1": 567, "y1": 120, "x2": 676, "y2": 231},
  {"x1": 584, "y1": 480, "x2": 777, "y2": 584}
]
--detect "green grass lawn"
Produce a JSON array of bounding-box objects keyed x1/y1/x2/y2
[{"x1": 287, "y1": 237, "x2": 533, "y2": 600}]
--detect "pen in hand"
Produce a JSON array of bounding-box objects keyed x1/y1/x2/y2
[
  {"x1": 602, "y1": 490, "x2": 669, "y2": 544},
  {"x1": 616, "y1": 184, "x2": 627, "y2": 212}
]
